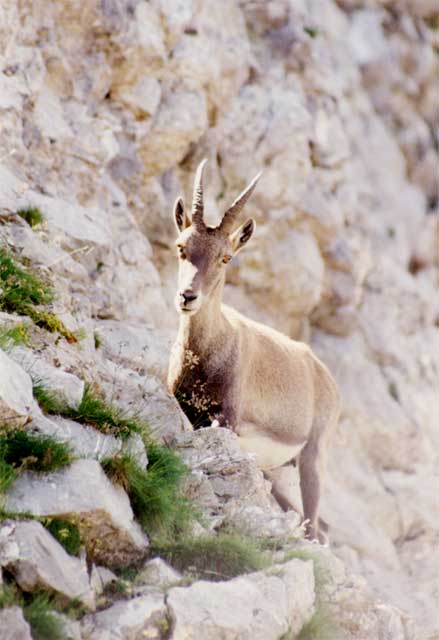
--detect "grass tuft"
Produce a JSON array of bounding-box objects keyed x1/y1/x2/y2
[
  {"x1": 0, "y1": 247, "x2": 53, "y2": 313},
  {"x1": 0, "y1": 323, "x2": 30, "y2": 350},
  {"x1": 0, "y1": 586, "x2": 66, "y2": 640},
  {"x1": 0, "y1": 430, "x2": 72, "y2": 495},
  {"x1": 0, "y1": 248, "x2": 76, "y2": 342},
  {"x1": 17, "y1": 207, "x2": 44, "y2": 228},
  {"x1": 102, "y1": 448, "x2": 197, "y2": 540},
  {"x1": 43, "y1": 518, "x2": 81, "y2": 556},
  {"x1": 22, "y1": 593, "x2": 66, "y2": 640},
  {"x1": 34, "y1": 383, "x2": 141, "y2": 439},
  {"x1": 152, "y1": 533, "x2": 270, "y2": 581},
  {"x1": 297, "y1": 606, "x2": 339, "y2": 640}
]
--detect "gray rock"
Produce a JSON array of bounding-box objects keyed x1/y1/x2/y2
[
  {"x1": 0, "y1": 606, "x2": 32, "y2": 640},
  {"x1": 5, "y1": 459, "x2": 149, "y2": 567},
  {"x1": 10, "y1": 346, "x2": 85, "y2": 409},
  {"x1": 174, "y1": 428, "x2": 302, "y2": 537},
  {"x1": 167, "y1": 558, "x2": 315, "y2": 640},
  {"x1": 81, "y1": 590, "x2": 167, "y2": 640},
  {"x1": 29, "y1": 410, "x2": 122, "y2": 461},
  {"x1": 0, "y1": 520, "x2": 94, "y2": 609},
  {"x1": 135, "y1": 558, "x2": 182, "y2": 589},
  {"x1": 90, "y1": 565, "x2": 117, "y2": 597},
  {"x1": 0, "y1": 350, "x2": 34, "y2": 427}
]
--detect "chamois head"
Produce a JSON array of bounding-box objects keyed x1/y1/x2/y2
[{"x1": 173, "y1": 159, "x2": 261, "y2": 315}]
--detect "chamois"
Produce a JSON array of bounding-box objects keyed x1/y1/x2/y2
[{"x1": 167, "y1": 159, "x2": 341, "y2": 543}]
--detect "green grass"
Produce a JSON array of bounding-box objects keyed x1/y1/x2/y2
[
  {"x1": 0, "y1": 323, "x2": 30, "y2": 350},
  {"x1": 34, "y1": 382, "x2": 200, "y2": 541},
  {"x1": 0, "y1": 430, "x2": 72, "y2": 495},
  {"x1": 304, "y1": 26, "x2": 319, "y2": 38},
  {"x1": 22, "y1": 593, "x2": 66, "y2": 640},
  {"x1": 43, "y1": 518, "x2": 81, "y2": 556},
  {"x1": 17, "y1": 207, "x2": 44, "y2": 228},
  {"x1": 0, "y1": 248, "x2": 76, "y2": 343},
  {"x1": 102, "y1": 447, "x2": 197, "y2": 540},
  {"x1": 0, "y1": 247, "x2": 53, "y2": 312},
  {"x1": 297, "y1": 606, "x2": 339, "y2": 640},
  {"x1": 152, "y1": 533, "x2": 270, "y2": 581},
  {"x1": 34, "y1": 383, "x2": 141, "y2": 439},
  {"x1": 0, "y1": 586, "x2": 66, "y2": 640}
]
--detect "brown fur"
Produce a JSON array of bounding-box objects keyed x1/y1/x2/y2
[{"x1": 167, "y1": 161, "x2": 341, "y2": 543}]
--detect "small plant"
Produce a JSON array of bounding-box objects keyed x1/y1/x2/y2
[
  {"x1": 43, "y1": 518, "x2": 81, "y2": 556},
  {"x1": 94, "y1": 331, "x2": 102, "y2": 349},
  {"x1": 0, "y1": 586, "x2": 66, "y2": 640},
  {"x1": 0, "y1": 248, "x2": 76, "y2": 342},
  {"x1": 34, "y1": 383, "x2": 141, "y2": 439},
  {"x1": 297, "y1": 606, "x2": 339, "y2": 640},
  {"x1": 17, "y1": 207, "x2": 44, "y2": 228},
  {"x1": 304, "y1": 26, "x2": 319, "y2": 38},
  {"x1": 152, "y1": 533, "x2": 270, "y2": 581},
  {"x1": 102, "y1": 448, "x2": 197, "y2": 540},
  {"x1": 0, "y1": 323, "x2": 30, "y2": 350},
  {"x1": 22, "y1": 593, "x2": 66, "y2": 640},
  {"x1": 0, "y1": 430, "x2": 72, "y2": 494},
  {"x1": 0, "y1": 583, "x2": 16, "y2": 609}
]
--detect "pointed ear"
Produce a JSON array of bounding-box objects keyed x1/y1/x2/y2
[
  {"x1": 230, "y1": 218, "x2": 256, "y2": 254},
  {"x1": 173, "y1": 197, "x2": 191, "y2": 233}
]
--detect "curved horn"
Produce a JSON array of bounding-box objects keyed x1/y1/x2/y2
[
  {"x1": 219, "y1": 171, "x2": 262, "y2": 232},
  {"x1": 192, "y1": 158, "x2": 208, "y2": 227}
]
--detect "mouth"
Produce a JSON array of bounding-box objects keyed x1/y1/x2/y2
[{"x1": 176, "y1": 300, "x2": 200, "y2": 315}]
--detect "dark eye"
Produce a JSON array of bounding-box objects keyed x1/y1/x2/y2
[
  {"x1": 177, "y1": 245, "x2": 187, "y2": 260},
  {"x1": 222, "y1": 255, "x2": 232, "y2": 264}
]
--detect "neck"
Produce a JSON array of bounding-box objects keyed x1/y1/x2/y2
[{"x1": 178, "y1": 276, "x2": 225, "y2": 352}]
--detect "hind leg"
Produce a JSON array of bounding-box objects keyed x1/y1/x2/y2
[
  {"x1": 299, "y1": 437, "x2": 328, "y2": 543},
  {"x1": 265, "y1": 464, "x2": 303, "y2": 515},
  {"x1": 267, "y1": 465, "x2": 329, "y2": 542}
]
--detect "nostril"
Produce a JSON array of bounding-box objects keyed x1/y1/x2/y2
[{"x1": 182, "y1": 291, "x2": 197, "y2": 303}]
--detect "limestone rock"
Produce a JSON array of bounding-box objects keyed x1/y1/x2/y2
[
  {"x1": 135, "y1": 558, "x2": 182, "y2": 590},
  {"x1": 168, "y1": 558, "x2": 315, "y2": 640},
  {"x1": 173, "y1": 427, "x2": 302, "y2": 538},
  {"x1": 81, "y1": 590, "x2": 167, "y2": 640},
  {"x1": 28, "y1": 411, "x2": 122, "y2": 462},
  {"x1": 0, "y1": 606, "x2": 32, "y2": 640},
  {"x1": 4, "y1": 459, "x2": 149, "y2": 567},
  {"x1": 90, "y1": 565, "x2": 117, "y2": 597},
  {"x1": 11, "y1": 346, "x2": 84, "y2": 409},
  {"x1": 0, "y1": 350, "x2": 34, "y2": 428},
  {"x1": 0, "y1": 520, "x2": 95, "y2": 609}
]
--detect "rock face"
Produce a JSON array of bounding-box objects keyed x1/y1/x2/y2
[
  {"x1": 0, "y1": 350, "x2": 34, "y2": 427},
  {"x1": 174, "y1": 427, "x2": 302, "y2": 537},
  {"x1": 5, "y1": 460, "x2": 149, "y2": 567},
  {"x1": 81, "y1": 590, "x2": 168, "y2": 640},
  {"x1": 0, "y1": 606, "x2": 32, "y2": 640},
  {"x1": 167, "y1": 559, "x2": 315, "y2": 640},
  {"x1": 0, "y1": 520, "x2": 95, "y2": 609},
  {"x1": 0, "y1": 0, "x2": 437, "y2": 637}
]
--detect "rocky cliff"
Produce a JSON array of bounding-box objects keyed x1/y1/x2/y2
[{"x1": 0, "y1": 1, "x2": 438, "y2": 639}]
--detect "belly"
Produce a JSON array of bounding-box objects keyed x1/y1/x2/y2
[{"x1": 235, "y1": 422, "x2": 306, "y2": 471}]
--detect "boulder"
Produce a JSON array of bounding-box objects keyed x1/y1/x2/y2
[
  {"x1": 0, "y1": 350, "x2": 34, "y2": 428},
  {"x1": 81, "y1": 589, "x2": 167, "y2": 640},
  {"x1": 29, "y1": 411, "x2": 122, "y2": 462},
  {"x1": 167, "y1": 558, "x2": 315, "y2": 640},
  {"x1": 0, "y1": 606, "x2": 32, "y2": 640},
  {"x1": 10, "y1": 346, "x2": 84, "y2": 409},
  {"x1": 135, "y1": 558, "x2": 182, "y2": 590},
  {"x1": 173, "y1": 427, "x2": 302, "y2": 538},
  {"x1": 0, "y1": 520, "x2": 94, "y2": 609},
  {"x1": 4, "y1": 459, "x2": 149, "y2": 567}
]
